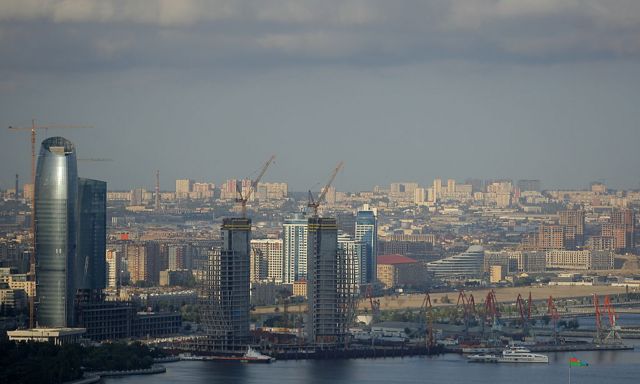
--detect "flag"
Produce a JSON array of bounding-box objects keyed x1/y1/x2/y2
[{"x1": 569, "y1": 357, "x2": 588, "y2": 367}]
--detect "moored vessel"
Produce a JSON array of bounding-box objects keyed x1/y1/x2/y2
[{"x1": 468, "y1": 346, "x2": 548, "y2": 364}]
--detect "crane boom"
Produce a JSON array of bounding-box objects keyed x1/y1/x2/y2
[
  {"x1": 308, "y1": 161, "x2": 344, "y2": 216},
  {"x1": 236, "y1": 155, "x2": 276, "y2": 217}
]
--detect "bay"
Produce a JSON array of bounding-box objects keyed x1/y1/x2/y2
[{"x1": 104, "y1": 346, "x2": 640, "y2": 384}]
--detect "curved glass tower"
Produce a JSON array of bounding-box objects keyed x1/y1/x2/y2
[{"x1": 35, "y1": 136, "x2": 78, "y2": 327}]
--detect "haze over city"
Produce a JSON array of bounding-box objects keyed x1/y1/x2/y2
[{"x1": 2, "y1": 1, "x2": 640, "y2": 191}]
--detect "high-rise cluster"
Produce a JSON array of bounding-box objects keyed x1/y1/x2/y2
[{"x1": 34, "y1": 137, "x2": 106, "y2": 328}]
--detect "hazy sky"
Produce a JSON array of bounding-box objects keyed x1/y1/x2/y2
[{"x1": 1, "y1": 1, "x2": 640, "y2": 192}]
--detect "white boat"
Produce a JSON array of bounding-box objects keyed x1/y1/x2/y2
[
  {"x1": 179, "y1": 347, "x2": 275, "y2": 363},
  {"x1": 468, "y1": 347, "x2": 548, "y2": 364},
  {"x1": 179, "y1": 353, "x2": 206, "y2": 361},
  {"x1": 498, "y1": 346, "x2": 548, "y2": 363},
  {"x1": 467, "y1": 353, "x2": 500, "y2": 363}
]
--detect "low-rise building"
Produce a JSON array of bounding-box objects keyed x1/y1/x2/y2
[
  {"x1": 377, "y1": 255, "x2": 427, "y2": 289},
  {"x1": 7, "y1": 328, "x2": 86, "y2": 345}
]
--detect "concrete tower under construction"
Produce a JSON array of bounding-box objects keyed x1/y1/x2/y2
[
  {"x1": 199, "y1": 217, "x2": 251, "y2": 352},
  {"x1": 306, "y1": 217, "x2": 356, "y2": 346}
]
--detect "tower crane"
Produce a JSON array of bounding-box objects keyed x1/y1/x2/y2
[
  {"x1": 8, "y1": 119, "x2": 93, "y2": 182},
  {"x1": 7, "y1": 119, "x2": 92, "y2": 329},
  {"x1": 307, "y1": 161, "x2": 344, "y2": 217},
  {"x1": 235, "y1": 155, "x2": 276, "y2": 217}
]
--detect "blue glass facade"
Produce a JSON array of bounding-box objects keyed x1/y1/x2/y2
[
  {"x1": 355, "y1": 210, "x2": 378, "y2": 284},
  {"x1": 76, "y1": 178, "x2": 107, "y2": 291},
  {"x1": 35, "y1": 137, "x2": 78, "y2": 327}
]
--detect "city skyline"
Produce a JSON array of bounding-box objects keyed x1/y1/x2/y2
[{"x1": 1, "y1": 2, "x2": 640, "y2": 191}]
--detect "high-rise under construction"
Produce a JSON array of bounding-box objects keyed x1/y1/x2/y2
[
  {"x1": 199, "y1": 217, "x2": 251, "y2": 352},
  {"x1": 306, "y1": 217, "x2": 356, "y2": 346}
]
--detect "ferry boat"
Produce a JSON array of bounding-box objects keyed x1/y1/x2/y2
[
  {"x1": 468, "y1": 347, "x2": 548, "y2": 364},
  {"x1": 179, "y1": 347, "x2": 275, "y2": 363}
]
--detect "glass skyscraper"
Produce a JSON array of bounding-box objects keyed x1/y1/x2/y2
[
  {"x1": 199, "y1": 218, "x2": 251, "y2": 352},
  {"x1": 76, "y1": 178, "x2": 107, "y2": 291},
  {"x1": 283, "y1": 213, "x2": 308, "y2": 283},
  {"x1": 34, "y1": 137, "x2": 78, "y2": 327},
  {"x1": 355, "y1": 205, "x2": 378, "y2": 285},
  {"x1": 34, "y1": 137, "x2": 107, "y2": 328}
]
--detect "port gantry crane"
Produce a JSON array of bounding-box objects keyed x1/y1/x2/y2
[
  {"x1": 593, "y1": 293, "x2": 604, "y2": 343},
  {"x1": 603, "y1": 295, "x2": 622, "y2": 343},
  {"x1": 483, "y1": 290, "x2": 501, "y2": 337},
  {"x1": 593, "y1": 294, "x2": 622, "y2": 344},
  {"x1": 547, "y1": 295, "x2": 560, "y2": 344},
  {"x1": 365, "y1": 284, "x2": 381, "y2": 321},
  {"x1": 456, "y1": 290, "x2": 476, "y2": 339},
  {"x1": 235, "y1": 155, "x2": 276, "y2": 217},
  {"x1": 307, "y1": 161, "x2": 344, "y2": 217},
  {"x1": 8, "y1": 119, "x2": 93, "y2": 329},
  {"x1": 516, "y1": 292, "x2": 533, "y2": 336},
  {"x1": 422, "y1": 293, "x2": 435, "y2": 349}
]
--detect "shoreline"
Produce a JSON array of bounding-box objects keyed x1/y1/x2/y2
[{"x1": 64, "y1": 365, "x2": 167, "y2": 384}]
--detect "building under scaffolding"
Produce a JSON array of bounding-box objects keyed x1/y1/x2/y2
[
  {"x1": 306, "y1": 217, "x2": 358, "y2": 347},
  {"x1": 196, "y1": 218, "x2": 251, "y2": 352}
]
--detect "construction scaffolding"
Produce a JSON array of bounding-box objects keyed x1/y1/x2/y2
[
  {"x1": 195, "y1": 218, "x2": 251, "y2": 353},
  {"x1": 306, "y1": 217, "x2": 355, "y2": 348},
  {"x1": 337, "y1": 235, "x2": 360, "y2": 348}
]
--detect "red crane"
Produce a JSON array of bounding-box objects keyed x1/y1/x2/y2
[
  {"x1": 516, "y1": 293, "x2": 529, "y2": 332},
  {"x1": 457, "y1": 290, "x2": 476, "y2": 336},
  {"x1": 365, "y1": 284, "x2": 380, "y2": 320},
  {"x1": 484, "y1": 290, "x2": 500, "y2": 325},
  {"x1": 603, "y1": 295, "x2": 621, "y2": 342},
  {"x1": 422, "y1": 293, "x2": 434, "y2": 349},
  {"x1": 593, "y1": 294, "x2": 603, "y2": 343},
  {"x1": 547, "y1": 295, "x2": 560, "y2": 344}
]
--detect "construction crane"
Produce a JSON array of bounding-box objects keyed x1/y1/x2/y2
[
  {"x1": 235, "y1": 155, "x2": 276, "y2": 217},
  {"x1": 364, "y1": 284, "x2": 380, "y2": 322},
  {"x1": 547, "y1": 295, "x2": 560, "y2": 344},
  {"x1": 484, "y1": 290, "x2": 501, "y2": 336},
  {"x1": 603, "y1": 295, "x2": 622, "y2": 343},
  {"x1": 8, "y1": 119, "x2": 92, "y2": 329},
  {"x1": 8, "y1": 119, "x2": 93, "y2": 182},
  {"x1": 421, "y1": 293, "x2": 435, "y2": 349},
  {"x1": 516, "y1": 293, "x2": 532, "y2": 335},
  {"x1": 456, "y1": 291, "x2": 470, "y2": 335},
  {"x1": 307, "y1": 161, "x2": 344, "y2": 217}
]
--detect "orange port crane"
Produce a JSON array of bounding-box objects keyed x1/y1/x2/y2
[
  {"x1": 548, "y1": 295, "x2": 560, "y2": 344},
  {"x1": 603, "y1": 295, "x2": 622, "y2": 342},
  {"x1": 457, "y1": 290, "x2": 476, "y2": 336},
  {"x1": 235, "y1": 155, "x2": 276, "y2": 217},
  {"x1": 422, "y1": 293, "x2": 435, "y2": 349},
  {"x1": 516, "y1": 293, "x2": 532, "y2": 334},
  {"x1": 365, "y1": 284, "x2": 380, "y2": 318},
  {"x1": 307, "y1": 161, "x2": 343, "y2": 217},
  {"x1": 8, "y1": 119, "x2": 92, "y2": 329}
]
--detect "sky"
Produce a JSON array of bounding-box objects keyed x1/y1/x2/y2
[{"x1": 1, "y1": 0, "x2": 640, "y2": 192}]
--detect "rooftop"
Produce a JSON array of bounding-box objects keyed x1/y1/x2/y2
[{"x1": 377, "y1": 254, "x2": 418, "y2": 265}]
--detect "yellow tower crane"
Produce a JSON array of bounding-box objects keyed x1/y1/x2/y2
[
  {"x1": 236, "y1": 155, "x2": 276, "y2": 217},
  {"x1": 307, "y1": 161, "x2": 344, "y2": 217}
]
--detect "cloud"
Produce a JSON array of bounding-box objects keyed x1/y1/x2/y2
[{"x1": 1, "y1": 0, "x2": 640, "y2": 74}]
